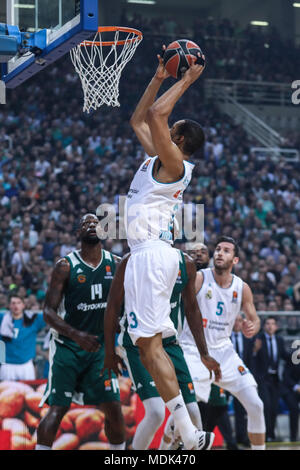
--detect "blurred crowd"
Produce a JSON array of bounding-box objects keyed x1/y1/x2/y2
[
  {"x1": 0, "y1": 16, "x2": 299, "y2": 322},
  {"x1": 123, "y1": 11, "x2": 300, "y2": 84}
]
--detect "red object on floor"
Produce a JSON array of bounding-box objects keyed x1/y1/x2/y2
[
  {"x1": 212, "y1": 426, "x2": 223, "y2": 447},
  {"x1": 135, "y1": 395, "x2": 224, "y2": 449},
  {"x1": 0, "y1": 430, "x2": 11, "y2": 450}
]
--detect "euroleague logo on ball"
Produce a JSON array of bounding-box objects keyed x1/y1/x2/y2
[{"x1": 163, "y1": 39, "x2": 205, "y2": 79}]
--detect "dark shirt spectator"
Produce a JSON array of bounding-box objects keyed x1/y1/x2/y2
[{"x1": 252, "y1": 316, "x2": 290, "y2": 441}]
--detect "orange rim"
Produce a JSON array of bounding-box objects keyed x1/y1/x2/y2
[{"x1": 81, "y1": 26, "x2": 143, "y2": 47}]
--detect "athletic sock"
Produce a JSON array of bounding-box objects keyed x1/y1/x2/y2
[
  {"x1": 109, "y1": 442, "x2": 126, "y2": 450},
  {"x1": 165, "y1": 393, "x2": 197, "y2": 450},
  {"x1": 35, "y1": 444, "x2": 51, "y2": 450},
  {"x1": 159, "y1": 438, "x2": 172, "y2": 450},
  {"x1": 251, "y1": 444, "x2": 266, "y2": 450}
]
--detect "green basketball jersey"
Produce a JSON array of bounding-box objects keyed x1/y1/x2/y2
[
  {"x1": 52, "y1": 249, "x2": 116, "y2": 349},
  {"x1": 119, "y1": 250, "x2": 188, "y2": 348}
]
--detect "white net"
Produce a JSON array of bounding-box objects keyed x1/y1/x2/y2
[{"x1": 70, "y1": 28, "x2": 143, "y2": 113}]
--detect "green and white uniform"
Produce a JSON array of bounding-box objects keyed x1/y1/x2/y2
[
  {"x1": 118, "y1": 250, "x2": 196, "y2": 404},
  {"x1": 40, "y1": 249, "x2": 120, "y2": 407}
]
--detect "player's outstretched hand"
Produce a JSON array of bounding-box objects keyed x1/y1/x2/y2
[
  {"x1": 101, "y1": 352, "x2": 125, "y2": 379},
  {"x1": 73, "y1": 330, "x2": 100, "y2": 352},
  {"x1": 182, "y1": 53, "x2": 205, "y2": 84},
  {"x1": 201, "y1": 354, "x2": 222, "y2": 382},
  {"x1": 242, "y1": 319, "x2": 256, "y2": 338},
  {"x1": 155, "y1": 45, "x2": 171, "y2": 81}
]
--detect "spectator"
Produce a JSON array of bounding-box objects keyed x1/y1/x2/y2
[
  {"x1": 252, "y1": 316, "x2": 290, "y2": 442},
  {"x1": 280, "y1": 350, "x2": 300, "y2": 442},
  {"x1": 59, "y1": 233, "x2": 76, "y2": 258},
  {"x1": 0, "y1": 295, "x2": 46, "y2": 380},
  {"x1": 11, "y1": 239, "x2": 31, "y2": 275}
]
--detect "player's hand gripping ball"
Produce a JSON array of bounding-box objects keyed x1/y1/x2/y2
[{"x1": 163, "y1": 39, "x2": 205, "y2": 79}]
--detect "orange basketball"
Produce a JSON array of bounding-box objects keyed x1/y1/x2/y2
[{"x1": 163, "y1": 39, "x2": 205, "y2": 79}]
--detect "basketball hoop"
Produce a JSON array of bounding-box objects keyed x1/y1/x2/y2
[{"x1": 70, "y1": 26, "x2": 143, "y2": 113}]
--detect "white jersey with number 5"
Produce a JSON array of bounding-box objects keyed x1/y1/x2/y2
[
  {"x1": 180, "y1": 268, "x2": 244, "y2": 349},
  {"x1": 125, "y1": 156, "x2": 194, "y2": 249}
]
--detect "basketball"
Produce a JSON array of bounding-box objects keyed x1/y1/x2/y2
[{"x1": 163, "y1": 39, "x2": 205, "y2": 79}]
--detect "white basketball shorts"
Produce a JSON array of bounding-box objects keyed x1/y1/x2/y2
[
  {"x1": 181, "y1": 342, "x2": 257, "y2": 402},
  {"x1": 124, "y1": 241, "x2": 179, "y2": 345}
]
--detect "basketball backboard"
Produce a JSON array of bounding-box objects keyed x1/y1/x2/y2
[{"x1": 0, "y1": 0, "x2": 98, "y2": 100}]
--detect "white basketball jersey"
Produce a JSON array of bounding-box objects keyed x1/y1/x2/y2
[
  {"x1": 180, "y1": 268, "x2": 244, "y2": 349},
  {"x1": 125, "y1": 156, "x2": 194, "y2": 248}
]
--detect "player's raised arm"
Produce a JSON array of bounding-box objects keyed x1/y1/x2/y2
[
  {"x1": 103, "y1": 254, "x2": 130, "y2": 377},
  {"x1": 182, "y1": 255, "x2": 221, "y2": 381},
  {"x1": 130, "y1": 52, "x2": 170, "y2": 156},
  {"x1": 241, "y1": 282, "x2": 261, "y2": 338},
  {"x1": 146, "y1": 57, "x2": 205, "y2": 179},
  {"x1": 44, "y1": 258, "x2": 100, "y2": 352}
]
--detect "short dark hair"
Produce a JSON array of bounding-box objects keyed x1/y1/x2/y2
[
  {"x1": 9, "y1": 294, "x2": 25, "y2": 304},
  {"x1": 176, "y1": 119, "x2": 205, "y2": 156},
  {"x1": 215, "y1": 236, "x2": 239, "y2": 257},
  {"x1": 265, "y1": 316, "x2": 277, "y2": 324}
]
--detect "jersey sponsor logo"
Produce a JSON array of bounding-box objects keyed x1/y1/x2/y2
[
  {"x1": 238, "y1": 365, "x2": 248, "y2": 376},
  {"x1": 104, "y1": 265, "x2": 113, "y2": 279},
  {"x1": 159, "y1": 230, "x2": 172, "y2": 241},
  {"x1": 77, "y1": 302, "x2": 107, "y2": 311},
  {"x1": 205, "y1": 289, "x2": 212, "y2": 299},
  {"x1": 171, "y1": 301, "x2": 178, "y2": 309},
  {"x1": 104, "y1": 379, "x2": 112, "y2": 391},
  {"x1": 173, "y1": 189, "x2": 183, "y2": 199},
  {"x1": 232, "y1": 291, "x2": 238, "y2": 303},
  {"x1": 127, "y1": 188, "x2": 139, "y2": 200},
  {"x1": 77, "y1": 274, "x2": 86, "y2": 283},
  {"x1": 141, "y1": 159, "x2": 151, "y2": 172},
  {"x1": 188, "y1": 382, "x2": 195, "y2": 394}
]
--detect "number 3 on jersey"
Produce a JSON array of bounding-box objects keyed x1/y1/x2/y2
[
  {"x1": 129, "y1": 311, "x2": 138, "y2": 329},
  {"x1": 216, "y1": 301, "x2": 224, "y2": 316}
]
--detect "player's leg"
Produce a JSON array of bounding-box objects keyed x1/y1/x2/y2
[
  {"x1": 100, "y1": 401, "x2": 126, "y2": 449},
  {"x1": 119, "y1": 343, "x2": 166, "y2": 450},
  {"x1": 36, "y1": 405, "x2": 69, "y2": 449},
  {"x1": 159, "y1": 340, "x2": 203, "y2": 450},
  {"x1": 166, "y1": 339, "x2": 202, "y2": 429},
  {"x1": 82, "y1": 350, "x2": 126, "y2": 449},
  {"x1": 213, "y1": 344, "x2": 266, "y2": 449},
  {"x1": 126, "y1": 247, "x2": 214, "y2": 450},
  {"x1": 133, "y1": 397, "x2": 166, "y2": 449},
  {"x1": 36, "y1": 341, "x2": 77, "y2": 449},
  {"x1": 137, "y1": 334, "x2": 214, "y2": 450},
  {"x1": 229, "y1": 386, "x2": 266, "y2": 449}
]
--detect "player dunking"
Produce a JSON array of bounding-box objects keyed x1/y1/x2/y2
[
  {"x1": 105, "y1": 51, "x2": 221, "y2": 450},
  {"x1": 36, "y1": 214, "x2": 125, "y2": 450},
  {"x1": 104, "y1": 250, "x2": 204, "y2": 450},
  {"x1": 179, "y1": 237, "x2": 266, "y2": 450}
]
